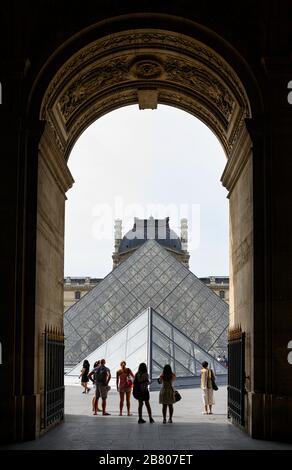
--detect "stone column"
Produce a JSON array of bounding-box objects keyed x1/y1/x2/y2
[
  {"x1": 267, "y1": 85, "x2": 292, "y2": 442},
  {"x1": 0, "y1": 105, "x2": 27, "y2": 442},
  {"x1": 35, "y1": 124, "x2": 74, "y2": 437},
  {"x1": 0, "y1": 80, "x2": 48, "y2": 440},
  {"x1": 223, "y1": 71, "x2": 292, "y2": 441},
  {"x1": 247, "y1": 66, "x2": 292, "y2": 440},
  {"x1": 221, "y1": 123, "x2": 254, "y2": 435}
]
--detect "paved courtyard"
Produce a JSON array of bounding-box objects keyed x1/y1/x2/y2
[{"x1": 2, "y1": 385, "x2": 292, "y2": 450}]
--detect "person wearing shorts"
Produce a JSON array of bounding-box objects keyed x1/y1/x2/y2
[{"x1": 95, "y1": 359, "x2": 111, "y2": 416}]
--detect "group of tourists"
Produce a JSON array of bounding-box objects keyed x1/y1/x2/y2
[
  {"x1": 79, "y1": 358, "x2": 111, "y2": 414},
  {"x1": 79, "y1": 359, "x2": 217, "y2": 422}
]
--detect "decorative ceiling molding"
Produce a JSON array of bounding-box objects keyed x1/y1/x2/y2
[{"x1": 40, "y1": 29, "x2": 251, "y2": 159}]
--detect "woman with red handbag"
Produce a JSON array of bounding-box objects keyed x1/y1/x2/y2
[{"x1": 116, "y1": 360, "x2": 135, "y2": 416}]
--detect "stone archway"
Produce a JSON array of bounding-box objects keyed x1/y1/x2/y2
[
  {"x1": 40, "y1": 29, "x2": 251, "y2": 158},
  {"x1": 35, "y1": 24, "x2": 254, "y2": 439}
]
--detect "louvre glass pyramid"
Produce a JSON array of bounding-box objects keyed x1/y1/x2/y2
[
  {"x1": 67, "y1": 307, "x2": 227, "y2": 388},
  {"x1": 64, "y1": 239, "x2": 228, "y2": 365}
]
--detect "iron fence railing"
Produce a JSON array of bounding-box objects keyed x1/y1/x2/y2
[
  {"x1": 228, "y1": 328, "x2": 245, "y2": 426},
  {"x1": 43, "y1": 327, "x2": 65, "y2": 428}
]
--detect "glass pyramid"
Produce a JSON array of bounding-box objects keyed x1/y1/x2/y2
[
  {"x1": 67, "y1": 307, "x2": 227, "y2": 389},
  {"x1": 64, "y1": 239, "x2": 228, "y2": 365}
]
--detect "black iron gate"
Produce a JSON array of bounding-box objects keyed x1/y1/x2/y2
[
  {"x1": 228, "y1": 328, "x2": 245, "y2": 426},
  {"x1": 43, "y1": 328, "x2": 65, "y2": 428}
]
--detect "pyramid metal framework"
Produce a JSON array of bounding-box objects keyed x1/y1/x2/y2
[
  {"x1": 64, "y1": 239, "x2": 228, "y2": 365},
  {"x1": 67, "y1": 307, "x2": 227, "y2": 389}
]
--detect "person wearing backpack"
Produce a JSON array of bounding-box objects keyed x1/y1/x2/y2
[{"x1": 94, "y1": 358, "x2": 111, "y2": 416}]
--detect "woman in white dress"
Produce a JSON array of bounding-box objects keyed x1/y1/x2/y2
[{"x1": 200, "y1": 361, "x2": 215, "y2": 414}]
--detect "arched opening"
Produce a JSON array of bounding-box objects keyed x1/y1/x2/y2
[
  {"x1": 34, "y1": 25, "x2": 254, "y2": 441},
  {"x1": 64, "y1": 105, "x2": 228, "y2": 425},
  {"x1": 63, "y1": 104, "x2": 229, "y2": 391}
]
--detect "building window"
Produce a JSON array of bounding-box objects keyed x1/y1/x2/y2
[
  {"x1": 75, "y1": 291, "x2": 81, "y2": 300},
  {"x1": 219, "y1": 290, "x2": 225, "y2": 299}
]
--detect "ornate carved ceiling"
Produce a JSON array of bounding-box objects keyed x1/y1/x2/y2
[{"x1": 40, "y1": 29, "x2": 251, "y2": 159}]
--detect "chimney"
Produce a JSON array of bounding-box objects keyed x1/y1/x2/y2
[
  {"x1": 114, "y1": 219, "x2": 122, "y2": 253},
  {"x1": 180, "y1": 218, "x2": 188, "y2": 252}
]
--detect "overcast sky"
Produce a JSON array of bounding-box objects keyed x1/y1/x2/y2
[{"x1": 64, "y1": 104, "x2": 229, "y2": 278}]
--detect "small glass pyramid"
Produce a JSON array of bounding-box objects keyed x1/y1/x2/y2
[
  {"x1": 67, "y1": 307, "x2": 227, "y2": 389},
  {"x1": 64, "y1": 239, "x2": 228, "y2": 365}
]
